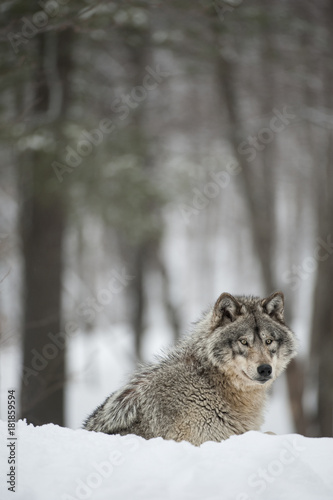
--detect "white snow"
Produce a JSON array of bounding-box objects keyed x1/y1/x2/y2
[{"x1": 1, "y1": 419, "x2": 332, "y2": 500}]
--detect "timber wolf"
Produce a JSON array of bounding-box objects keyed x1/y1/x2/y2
[{"x1": 84, "y1": 291, "x2": 296, "y2": 446}]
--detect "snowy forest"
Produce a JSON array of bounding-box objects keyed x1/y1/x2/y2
[{"x1": 0, "y1": 0, "x2": 332, "y2": 440}]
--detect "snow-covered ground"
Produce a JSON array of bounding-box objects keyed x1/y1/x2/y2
[{"x1": 0, "y1": 419, "x2": 332, "y2": 500}]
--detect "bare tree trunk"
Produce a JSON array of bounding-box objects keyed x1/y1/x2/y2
[
  {"x1": 158, "y1": 256, "x2": 181, "y2": 343},
  {"x1": 307, "y1": 2, "x2": 333, "y2": 438},
  {"x1": 20, "y1": 29, "x2": 72, "y2": 426},
  {"x1": 310, "y1": 124, "x2": 333, "y2": 438},
  {"x1": 20, "y1": 164, "x2": 65, "y2": 425},
  {"x1": 131, "y1": 246, "x2": 145, "y2": 360},
  {"x1": 121, "y1": 27, "x2": 174, "y2": 358},
  {"x1": 311, "y1": 249, "x2": 333, "y2": 437}
]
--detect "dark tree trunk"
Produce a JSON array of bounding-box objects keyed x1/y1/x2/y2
[
  {"x1": 309, "y1": 111, "x2": 333, "y2": 439},
  {"x1": 20, "y1": 164, "x2": 65, "y2": 425},
  {"x1": 20, "y1": 29, "x2": 72, "y2": 426},
  {"x1": 311, "y1": 253, "x2": 333, "y2": 437},
  {"x1": 132, "y1": 246, "x2": 145, "y2": 361},
  {"x1": 123, "y1": 28, "x2": 153, "y2": 361},
  {"x1": 310, "y1": 138, "x2": 333, "y2": 437},
  {"x1": 158, "y1": 255, "x2": 181, "y2": 344},
  {"x1": 308, "y1": 2, "x2": 333, "y2": 438}
]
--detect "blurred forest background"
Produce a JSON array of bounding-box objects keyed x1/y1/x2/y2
[{"x1": 0, "y1": 0, "x2": 332, "y2": 437}]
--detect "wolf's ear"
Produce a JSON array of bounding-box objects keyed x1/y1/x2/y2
[
  {"x1": 212, "y1": 293, "x2": 241, "y2": 328},
  {"x1": 262, "y1": 291, "x2": 284, "y2": 322}
]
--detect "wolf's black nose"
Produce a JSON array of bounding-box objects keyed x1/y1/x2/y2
[{"x1": 257, "y1": 364, "x2": 272, "y2": 378}]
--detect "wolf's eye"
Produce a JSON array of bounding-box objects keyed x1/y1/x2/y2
[
  {"x1": 240, "y1": 339, "x2": 248, "y2": 346},
  {"x1": 265, "y1": 339, "x2": 272, "y2": 345}
]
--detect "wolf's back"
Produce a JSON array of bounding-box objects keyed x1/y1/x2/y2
[
  {"x1": 83, "y1": 365, "x2": 158, "y2": 435},
  {"x1": 84, "y1": 384, "x2": 139, "y2": 434}
]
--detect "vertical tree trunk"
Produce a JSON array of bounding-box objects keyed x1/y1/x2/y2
[
  {"x1": 20, "y1": 164, "x2": 65, "y2": 425},
  {"x1": 122, "y1": 28, "x2": 158, "y2": 361},
  {"x1": 132, "y1": 246, "x2": 145, "y2": 360},
  {"x1": 308, "y1": 2, "x2": 333, "y2": 438},
  {"x1": 310, "y1": 137, "x2": 333, "y2": 437},
  {"x1": 20, "y1": 29, "x2": 72, "y2": 426},
  {"x1": 157, "y1": 255, "x2": 181, "y2": 344},
  {"x1": 310, "y1": 123, "x2": 333, "y2": 439}
]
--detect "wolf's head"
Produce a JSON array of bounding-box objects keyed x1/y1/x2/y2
[{"x1": 204, "y1": 292, "x2": 297, "y2": 388}]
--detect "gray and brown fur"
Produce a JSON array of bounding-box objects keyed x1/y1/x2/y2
[{"x1": 84, "y1": 292, "x2": 297, "y2": 446}]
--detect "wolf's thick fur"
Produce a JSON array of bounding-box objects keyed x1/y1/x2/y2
[{"x1": 84, "y1": 292, "x2": 296, "y2": 446}]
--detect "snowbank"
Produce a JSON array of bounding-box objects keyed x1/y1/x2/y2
[{"x1": 0, "y1": 420, "x2": 332, "y2": 500}]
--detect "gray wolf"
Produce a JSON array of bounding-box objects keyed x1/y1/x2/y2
[{"x1": 84, "y1": 291, "x2": 296, "y2": 446}]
